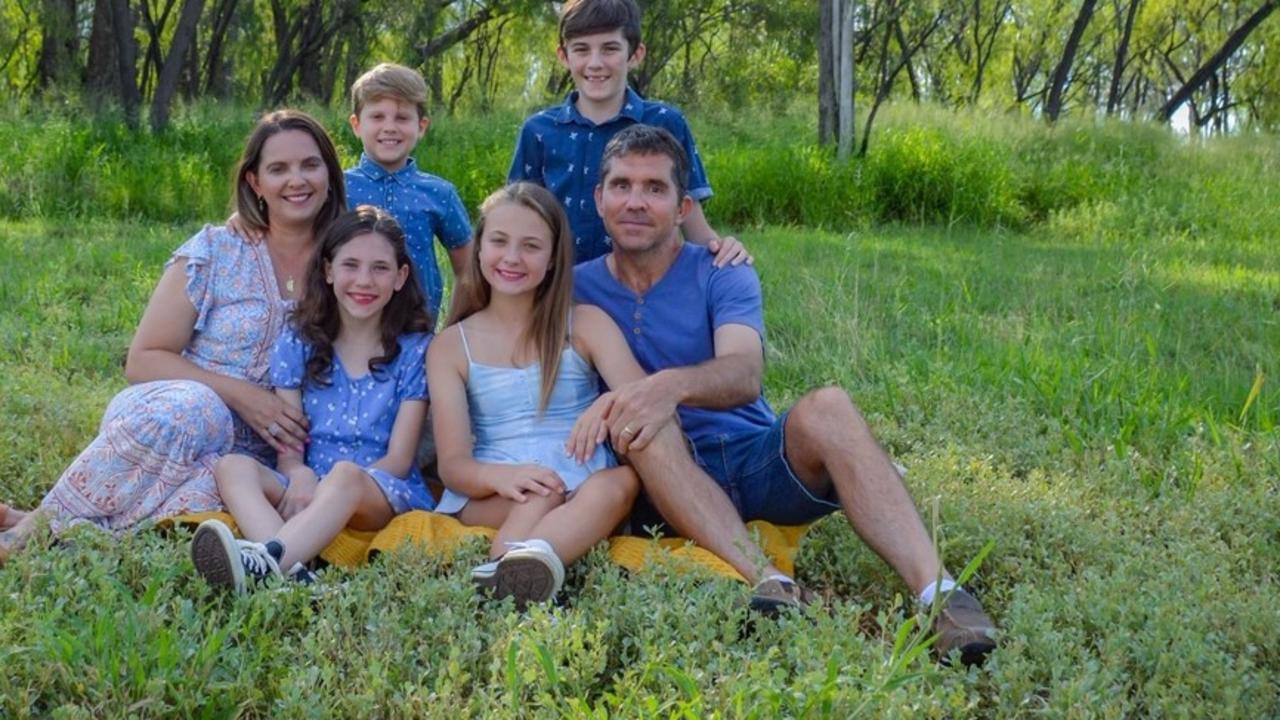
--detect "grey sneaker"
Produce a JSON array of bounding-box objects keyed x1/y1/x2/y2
[
  {"x1": 749, "y1": 577, "x2": 815, "y2": 617},
  {"x1": 492, "y1": 539, "x2": 564, "y2": 609},
  {"x1": 932, "y1": 589, "x2": 998, "y2": 667},
  {"x1": 191, "y1": 520, "x2": 282, "y2": 594}
]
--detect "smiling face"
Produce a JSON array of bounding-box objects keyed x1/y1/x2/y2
[
  {"x1": 477, "y1": 201, "x2": 556, "y2": 299},
  {"x1": 595, "y1": 151, "x2": 690, "y2": 257},
  {"x1": 349, "y1": 96, "x2": 429, "y2": 172},
  {"x1": 325, "y1": 231, "x2": 409, "y2": 325},
  {"x1": 245, "y1": 129, "x2": 331, "y2": 230},
  {"x1": 557, "y1": 29, "x2": 645, "y2": 113}
]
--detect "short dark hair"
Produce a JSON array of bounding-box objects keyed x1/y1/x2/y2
[
  {"x1": 559, "y1": 0, "x2": 642, "y2": 56},
  {"x1": 599, "y1": 124, "x2": 690, "y2": 198}
]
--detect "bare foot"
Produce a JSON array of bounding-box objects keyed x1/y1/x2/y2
[
  {"x1": 0, "y1": 529, "x2": 17, "y2": 566},
  {"x1": 0, "y1": 502, "x2": 29, "y2": 531}
]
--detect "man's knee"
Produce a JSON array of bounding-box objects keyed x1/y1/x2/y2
[
  {"x1": 792, "y1": 386, "x2": 866, "y2": 436},
  {"x1": 619, "y1": 423, "x2": 693, "y2": 488}
]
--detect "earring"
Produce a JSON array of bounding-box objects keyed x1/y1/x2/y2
[{"x1": 257, "y1": 195, "x2": 266, "y2": 212}]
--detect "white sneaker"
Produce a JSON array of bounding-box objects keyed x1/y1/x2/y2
[
  {"x1": 494, "y1": 539, "x2": 564, "y2": 609},
  {"x1": 471, "y1": 559, "x2": 500, "y2": 594}
]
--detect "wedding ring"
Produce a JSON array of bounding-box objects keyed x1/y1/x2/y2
[
  {"x1": 621, "y1": 426, "x2": 635, "y2": 437},
  {"x1": 268, "y1": 422, "x2": 282, "y2": 437}
]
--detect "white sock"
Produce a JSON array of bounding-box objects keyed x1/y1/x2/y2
[
  {"x1": 918, "y1": 578, "x2": 958, "y2": 607},
  {"x1": 763, "y1": 573, "x2": 795, "y2": 585}
]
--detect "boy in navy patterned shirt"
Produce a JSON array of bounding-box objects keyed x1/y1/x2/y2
[
  {"x1": 233, "y1": 63, "x2": 471, "y2": 320},
  {"x1": 507, "y1": 0, "x2": 748, "y2": 266}
]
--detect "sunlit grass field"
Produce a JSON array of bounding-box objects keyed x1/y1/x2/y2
[{"x1": 0, "y1": 105, "x2": 1278, "y2": 716}]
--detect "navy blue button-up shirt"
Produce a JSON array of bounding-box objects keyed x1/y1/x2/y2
[
  {"x1": 507, "y1": 88, "x2": 712, "y2": 262},
  {"x1": 345, "y1": 154, "x2": 472, "y2": 317}
]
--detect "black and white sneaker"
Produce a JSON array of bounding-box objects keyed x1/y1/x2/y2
[{"x1": 191, "y1": 519, "x2": 281, "y2": 593}]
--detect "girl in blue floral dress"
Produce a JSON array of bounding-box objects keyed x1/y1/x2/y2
[{"x1": 191, "y1": 206, "x2": 434, "y2": 591}]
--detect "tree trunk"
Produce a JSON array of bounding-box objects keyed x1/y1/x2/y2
[
  {"x1": 202, "y1": 0, "x2": 239, "y2": 97},
  {"x1": 109, "y1": 0, "x2": 142, "y2": 128},
  {"x1": 1105, "y1": 0, "x2": 1141, "y2": 114},
  {"x1": 836, "y1": 0, "x2": 855, "y2": 160},
  {"x1": 1044, "y1": 0, "x2": 1099, "y2": 121},
  {"x1": 86, "y1": 0, "x2": 120, "y2": 102},
  {"x1": 150, "y1": 0, "x2": 205, "y2": 132},
  {"x1": 36, "y1": 0, "x2": 78, "y2": 91},
  {"x1": 1156, "y1": 0, "x2": 1279, "y2": 122},
  {"x1": 818, "y1": 0, "x2": 835, "y2": 144}
]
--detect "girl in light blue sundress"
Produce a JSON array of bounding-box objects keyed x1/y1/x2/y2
[
  {"x1": 190, "y1": 206, "x2": 434, "y2": 592},
  {"x1": 427, "y1": 183, "x2": 646, "y2": 608}
]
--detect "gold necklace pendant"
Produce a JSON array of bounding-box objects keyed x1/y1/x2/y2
[{"x1": 286, "y1": 277, "x2": 295, "y2": 294}]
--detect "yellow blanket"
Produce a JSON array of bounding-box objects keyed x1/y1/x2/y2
[{"x1": 164, "y1": 510, "x2": 810, "y2": 582}]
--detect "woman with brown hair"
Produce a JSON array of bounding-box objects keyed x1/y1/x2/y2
[{"x1": 0, "y1": 109, "x2": 346, "y2": 562}]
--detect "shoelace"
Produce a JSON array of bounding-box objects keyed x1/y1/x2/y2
[{"x1": 238, "y1": 541, "x2": 281, "y2": 579}]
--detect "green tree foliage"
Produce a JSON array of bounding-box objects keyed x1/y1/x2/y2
[{"x1": 0, "y1": 0, "x2": 1277, "y2": 133}]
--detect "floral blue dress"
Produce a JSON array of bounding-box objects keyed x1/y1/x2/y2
[
  {"x1": 267, "y1": 327, "x2": 435, "y2": 513},
  {"x1": 38, "y1": 226, "x2": 287, "y2": 532}
]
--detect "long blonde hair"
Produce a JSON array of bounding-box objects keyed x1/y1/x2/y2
[{"x1": 448, "y1": 183, "x2": 576, "y2": 412}]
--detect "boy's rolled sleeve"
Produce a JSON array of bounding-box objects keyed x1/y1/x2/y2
[
  {"x1": 438, "y1": 187, "x2": 473, "y2": 249},
  {"x1": 668, "y1": 116, "x2": 713, "y2": 202}
]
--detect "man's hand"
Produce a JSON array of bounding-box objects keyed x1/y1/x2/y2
[
  {"x1": 566, "y1": 392, "x2": 616, "y2": 463},
  {"x1": 605, "y1": 373, "x2": 681, "y2": 454}
]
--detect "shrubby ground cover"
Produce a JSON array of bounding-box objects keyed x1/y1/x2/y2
[{"x1": 0, "y1": 104, "x2": 1276, "y2": 717}]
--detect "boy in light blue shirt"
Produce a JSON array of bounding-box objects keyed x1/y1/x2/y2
[
  {"x1": 345, "y1": 63, "x2": 471, "y2": 318},
  {"x1": 508, "y1": 0, "x2": 747, "y2": 266}
]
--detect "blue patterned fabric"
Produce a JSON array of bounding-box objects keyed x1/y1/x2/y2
[
  {"x1": 269, "y1": 328, "x2": 435, "y2": 513},
  {"x1": 345, "y1": 155, "x2": 472, "y2": 317},
  {"x1": 507, "y1": 88, "x2": 712, "y2": 262}
]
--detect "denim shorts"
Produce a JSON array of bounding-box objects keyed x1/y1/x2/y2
[{"x1": 689, "y1": 410, "x2": 840, "y2": 526}]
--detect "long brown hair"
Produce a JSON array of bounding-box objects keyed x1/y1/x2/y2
[
  {"x1": 232, "y1": 109, "x2": 347, "y2": 237},
  {"x1": 447, "y1": 183, "x2": 575, "y2": 412},
  {"x1": 291, "y1": 206, "x2": 432, "y2": 387}
]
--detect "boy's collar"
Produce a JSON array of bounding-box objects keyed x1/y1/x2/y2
[
  {"x1": 357, "y1": 152, "x2": 418, "y2": 179},
  {"x1": 556, "y1": 87, "x2": 645, "y2": 126}
]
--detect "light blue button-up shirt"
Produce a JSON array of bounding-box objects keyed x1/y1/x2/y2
[{"x1": 345, "y1": 154, "x2": 472, "y2": 317}]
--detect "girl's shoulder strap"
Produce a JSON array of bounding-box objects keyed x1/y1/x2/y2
[
  {"x1": 457, "y1": 321, "x2": 474, "y2": 363},
  {"x1": 566, "y1": 307, "x2": 574, "y2": 340}
]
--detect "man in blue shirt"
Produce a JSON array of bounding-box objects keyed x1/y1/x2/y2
[
  {"x1": 574, "y1": 125, "x2": 998, "y2": 667},
  {"x1": 508, "y1": 0, "x2": 746, "y2": 266}
]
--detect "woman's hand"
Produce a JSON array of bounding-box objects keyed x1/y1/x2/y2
[
  {"x1": 566, "y1": 392, "x2": 616, "y2": 463},
  {"x1": 230, "y1": 383, "x2": 309, "y2": 454},
  {"x1": 276, "y1": 468, "x2": 318, "y2": 519},
  {"x1": 492, "y1": 464, "x2": 566, "y2": 502}
]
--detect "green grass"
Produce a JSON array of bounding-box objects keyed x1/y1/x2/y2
[{"x1": 1, "y1": 206, "x2": 1277, "y2": 715}]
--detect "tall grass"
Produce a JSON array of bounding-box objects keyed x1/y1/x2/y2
[{"x1": 3, "y1": 100, "x2": 1277, "y2": 241}]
